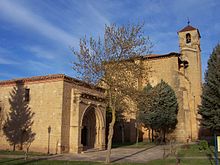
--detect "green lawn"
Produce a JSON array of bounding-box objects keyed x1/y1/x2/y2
[
  {"x1": 0, "y1": 150, "x2": 46, "y2": 156},
  {"x1": 0, "y1": 159, "x2": 102, "y2": 165},
  {"x1": 0, "y1": 158, "x2": 216, "y2": 165},
  {"x1": 177, "y1": 144, "x2": 212, "y2": 157},
  {"x1": 175, "y1": 143, "x2": 220, "y2": 158},
  {"x1": 147, "y1": 158, "x2": 215, "y2": 165}
]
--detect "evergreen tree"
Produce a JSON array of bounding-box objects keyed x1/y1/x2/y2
[
  {"x1": 137, "y1": 84, "x2": 153, "y2": 128},
  {"x1": 138, "y1": 80, "x2": 178, "y2": 142},
  {"x1": 199, "y1": 44, "x2": 220, "y2": 132},
  {"x1": 138, "y1": 84, "x2": 155, "y2": 141},
  {"x1": 3, "y1": 82, "x2": 35, "y2": 151},
  {"x1": 153, "y1": 80, "x2": 178, "y2": 142}
]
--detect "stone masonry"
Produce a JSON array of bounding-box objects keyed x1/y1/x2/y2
[{"x1": 0, "y1": 74, "x2": 106, "y2": 154}]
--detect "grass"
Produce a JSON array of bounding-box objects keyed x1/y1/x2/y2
[
  {"x1": 0, "y1": 158, "x2": 216, "y2": 165},
  {"x1": 147, "y1": 158, "x2": 215, "y2": 165},
  {"x1": 0, "y1": 159, "x2": 102, "y2": 165},
  {"x1": 177, "y1": 144, "x2": 212, "y2": 157},
  {"x1": 176, "y1": 143, "x2": 220, "y2": 158},
  {"x1": 0, "y1": 150, "x2": 46, "y2": 156}
]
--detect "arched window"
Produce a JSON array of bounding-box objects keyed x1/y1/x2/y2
[{"x1": 186, "y1": 33, "x2": 191, "y2": 44}]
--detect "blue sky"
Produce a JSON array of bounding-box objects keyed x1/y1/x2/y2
[{"x1": 0, "y1": 0, "x2": 219, "y2": 80}]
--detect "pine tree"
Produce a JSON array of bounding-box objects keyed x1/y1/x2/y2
[
  {"x1": 138, "y1": 84, "x2": 156, "y2": 142},
  {"x1": 138, "y1": 80, "x2": 178, "y2": 143},
  {"x1": 138, "y1": 84, "x2": 154, "y2": 129},
  {"x1": 154, "y1": 80, "x2": 178, "y2": 142},
  {"x1": 3, "y1": 82, "x2": 35, "y2": 151},
  {"x1": 199, "y1": 44, "x2": 220, "y2": 132}
]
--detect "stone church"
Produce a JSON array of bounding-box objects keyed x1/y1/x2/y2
[{"x1": 0, "y1": 24, "x2": 202, "y2": 153}]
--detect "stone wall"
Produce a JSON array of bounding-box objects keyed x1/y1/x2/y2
[
  {"x1": 0, "y1": 79, "x2": 64, "y2": 154},
  {"x1": 0, "y1": 75, "x2": 106, "y2": 154}
]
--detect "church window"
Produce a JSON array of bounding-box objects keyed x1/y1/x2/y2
[
  {"x1": 25, "y1": 88, "x2": 30, "y2": 102},
  {"x1": 186, "y1": 33, "x2": 191, "y2": 44}
]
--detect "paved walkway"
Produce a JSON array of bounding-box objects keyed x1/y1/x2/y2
[{"x1": 52, "y1": 145, "x2": 166, "y2": 163}]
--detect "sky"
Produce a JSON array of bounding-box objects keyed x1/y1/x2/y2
[{"x1": 0, "y1": 0, "x2": 219, "y2": 81}]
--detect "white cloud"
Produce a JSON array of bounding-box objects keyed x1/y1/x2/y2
[
  {"x1": 87, "y1": 3, "x2": 110, "y2": 26},
  {"x1": 0, "y1": 47, "x2": 18, "y2": 64},
  {"x1": 28, "y1": 46, "x2": 55, "y2": 60},
  {"x1": 0, "y1": 0, "x2": 78, "y2": 47},
  {"x1": 0, "y1": 57, "x2": 17, "y2": 65},
  {"x1": 26, "y1": 60, "x2": 52, "y2": 72}
]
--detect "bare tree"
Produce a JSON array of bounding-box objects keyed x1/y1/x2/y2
[{"x1": 72, "y1": 23, "x2": 152, "y2": 163}]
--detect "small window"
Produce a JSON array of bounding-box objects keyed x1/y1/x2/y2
[
  {"x1": 186, "y1": 33, "x2": 191, "y2": 44},
  {"x1": 25, "y1": 88, "x2": 30, "y2": 102}
]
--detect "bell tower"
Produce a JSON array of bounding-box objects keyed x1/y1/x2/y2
[{"x1": 177, "y1": 24, "x2": 202, "y2": 140}]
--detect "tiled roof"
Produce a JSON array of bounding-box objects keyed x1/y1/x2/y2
[
  {"x1": 0, "y1": 74, "x2": 105, "y2": 92},
  {"x1": 178, "y1": 25, "x2": 201, "y2": 38},
  {"x1": 142, "y1": 52, "x2": 180, "y2": 60},
  {"x1": 178, "y1": 25, "x2": 197, "y2": 32}
]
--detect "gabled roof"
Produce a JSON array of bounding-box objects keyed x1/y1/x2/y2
[
  {"x1": 178, "y1": 25, "x2": 197, "y2": 32},
  {"x1": 178, "y1": 25, "x2": 201, "y2": 38}
]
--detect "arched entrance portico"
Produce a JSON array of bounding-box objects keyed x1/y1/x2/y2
[
  {"x1": 80, "y1": 105, "x2": 105, "y2": 151},
  {"x1": 81, "y1": 107, "x2": 96, "y2": 149}
]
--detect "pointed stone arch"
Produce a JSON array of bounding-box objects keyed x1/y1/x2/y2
[{"x1": 80, "y1": 104, "x2": 105, "y2": 151}]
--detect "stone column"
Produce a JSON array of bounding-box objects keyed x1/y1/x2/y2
[
  {"x1": 101, "y1": 126, "x2": 106, "y2": 150},
  {"x1": 69, "y1": 91, "x2": 83, "y2": 153}
]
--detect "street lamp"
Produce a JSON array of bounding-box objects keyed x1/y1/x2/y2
[{"x1": 47, "y1": 126, "x2": 51, "y2": 154}]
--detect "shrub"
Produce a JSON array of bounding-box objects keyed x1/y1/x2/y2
[{"x1": 198, "y1": 140, "x2": 208, "y2": 150}]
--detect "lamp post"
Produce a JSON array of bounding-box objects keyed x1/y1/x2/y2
[
  {"x1": 214, "y1": 132, "x2": 219, "y2": 165},
  {"x1": 47, "y1": 126, "x2": 51, "y2": 154}
]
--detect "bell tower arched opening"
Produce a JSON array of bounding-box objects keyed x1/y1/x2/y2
[{"x1": 186, "y1": 33, "x2": 191, "y2": 44}]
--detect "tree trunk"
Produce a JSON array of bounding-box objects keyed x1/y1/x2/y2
[
  {"x1": 25, "y1": 142, "x2": 31, "y2": 160},
  {"x1": 136, "y1": 124, "x2": 139, "y2": 145},
  {"x1": 121, "y1": 124, "x2": 125, "y2": 144},
  {"x1": 148, "y1": 128, "x2": 151, "y2": 142},
  {"x1": 105, "y1": 107, "x2": 116, "y2": 164},
  {"x1": 163, "y1": 130, "x2": 166, "y2": 143},
  {"x1": 20, "y1": 141, "x2": 23, "y2": 150},
  {"x1": 160, "y1": 130, "x2": 163, "y2": 144},
  {"x1": 151, "y1": 129, "x2": 154, "y2": 142},
  {"x1": 13, "y1": 144, "x2": 15, "y2": 151}
]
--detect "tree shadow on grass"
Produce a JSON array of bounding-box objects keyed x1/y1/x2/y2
[
  {"x1": 0, "y1": 157, "x2": 24, "y2": 164},
  {"x1": 0, "y1": 155, "x2": 63, "y2": 165}
]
